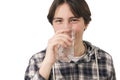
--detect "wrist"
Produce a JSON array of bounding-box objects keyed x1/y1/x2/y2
[
  {"x1": 43, "y1": 58, "x2": 54, "y2": 67},
  {"x1": 39, "y1": 59, "x2": 54, "y2": 79}
]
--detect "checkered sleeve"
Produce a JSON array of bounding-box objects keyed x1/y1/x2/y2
[
  {"x1": 105, "y1": 52, "x2": 116, "y2": 80},
  {"x1": 24, "y1": 52, "x2": 46, "y2": 80},
  {"x1": 110, "y1": 57, "x2": 116, "y2": 80}
]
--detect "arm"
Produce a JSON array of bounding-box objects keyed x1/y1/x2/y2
[
  {"x1": 25, "y1": 29, "x2": 72, "y2": 80},
  {"x1": 39, "y1": 29, "x2": 72, "y2": 79},
  {"x1": 39, "y1": 59, "x2": 53, "y2": 80}
]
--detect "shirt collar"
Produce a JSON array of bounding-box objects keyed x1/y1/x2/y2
[{"x1": 70, "y1": 41, "x2": 96, "y2": 63}]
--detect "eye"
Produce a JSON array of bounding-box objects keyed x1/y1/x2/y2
[
  {"x1": 54, "y1": 19, "x2": 63, "y2": 24},
  {"x1": 70, "y1": 18, "x2": 79, "y2": 24},
  {"x1": 55, "y1": 19, "x2": 62, "y2": 22}
]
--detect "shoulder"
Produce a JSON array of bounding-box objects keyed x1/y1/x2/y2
[
  {"x1": 84, "y1": 40, "x2": 113, "y2": 61},
  {"x1": 95, "y1": 46, "x2": 112, "y2": 61},
  {"x1": 93, "y1": 44, "x2": 113, "y2": 65},
  {"x1": 29, "y1": 49, "x2": 46, "y2": 64},
  {"x1": 25, "y1": 50, "x2": 46, "y2": 79}
]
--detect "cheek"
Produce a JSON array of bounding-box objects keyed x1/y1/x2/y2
[
  {"x1": 73, "y1": 25, "x2": 82, "y2": 32},
  {"x1": 53, "y1": 25, "x2": 62, "y2": 32},
  {"x1": 72, "y1": 23, "x2": 85, "y2": 33}
]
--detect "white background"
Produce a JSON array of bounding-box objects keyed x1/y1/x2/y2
[{"x1": 0, "y1": 0, "x2": 119, "y2": 80}]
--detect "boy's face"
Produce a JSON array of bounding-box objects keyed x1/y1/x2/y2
[{"x1": 52, "y1": 3, "x2": 87, "y2": 42}]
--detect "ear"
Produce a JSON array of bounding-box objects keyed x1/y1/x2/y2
[{"x1": 84, "y1": 24, "x2": 88, "y2": 31}]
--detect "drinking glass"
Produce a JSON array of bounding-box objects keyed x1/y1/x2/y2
[{"x1": 57, "y1": 29, "x2": 75, "y2": 62}]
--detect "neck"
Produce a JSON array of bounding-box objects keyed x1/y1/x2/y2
[{"x1": 74, "y1": 41, "x2": 85, "y2": 57}]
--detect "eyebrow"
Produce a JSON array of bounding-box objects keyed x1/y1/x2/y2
[
  {"x1": 53, "y1": 17, "x2": 79, "y2": 20},
  {"x1": 53, "y1": 17, "x2": 62, "y2": 20},
  {"x1": 69, "y1": 17, "x2": 79, "y2": 19}
]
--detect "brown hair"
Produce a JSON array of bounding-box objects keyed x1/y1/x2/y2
[{"x1": 47, "y1": 0, "x2": 91, "y2": 25}]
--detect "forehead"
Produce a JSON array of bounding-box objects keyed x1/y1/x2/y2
[{"x1": 54, "y1": 3, "x2": 74, "y2": 18}]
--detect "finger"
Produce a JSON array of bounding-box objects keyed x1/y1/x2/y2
[
  {"x1": 54, "y1": 33, "x2": 72, "y2": 42},
  {"x1": 54, "y1": 35, "x2": 72, "y2": 47},
  {"x1": 50, "y1": 39, "x2": 67, "y2": 49}
]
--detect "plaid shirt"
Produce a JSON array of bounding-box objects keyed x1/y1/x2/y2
[{"x1": 25, "y1": 41, "x2": 116, "y2": 80}]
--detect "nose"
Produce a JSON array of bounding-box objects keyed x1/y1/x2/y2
[
  {"x1": 63, "y1": 22, "x2": 73, "y2": 36},
  {"x1": 63, "y1": 21, "x2": 72, "y2": 29}
]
